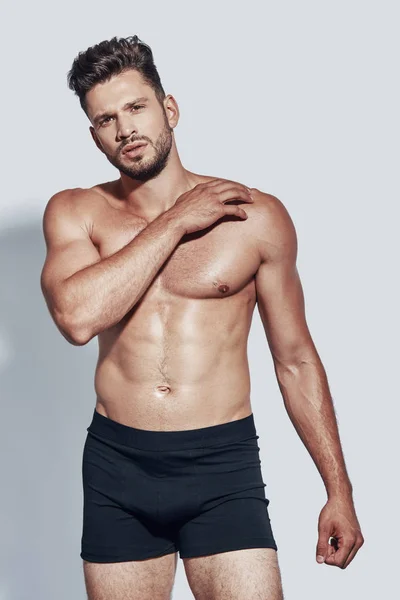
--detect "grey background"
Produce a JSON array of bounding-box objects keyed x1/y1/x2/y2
[{"x1": 1, "y1": 0, "x2": 398, "y2": 598}]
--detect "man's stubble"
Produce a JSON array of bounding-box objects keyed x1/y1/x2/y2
[{"x1": 105, "y1": 111, "x2": 174, "y2": 182}]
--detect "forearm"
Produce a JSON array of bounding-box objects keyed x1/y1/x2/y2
[
  {"x1": 275, "y1": 354, "x2": 353, "y2": 499},
  {"x1": 62, "y1": 209, "x2": 185, "y2": 343}
]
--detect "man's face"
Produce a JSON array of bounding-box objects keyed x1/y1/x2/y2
[{"x1": 87, "y1": 70, "x2": 176, "y2": 181}]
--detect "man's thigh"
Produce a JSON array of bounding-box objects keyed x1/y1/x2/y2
[
  {"x1": 83, "y1": 552, "x2": 178, "y2": 600},
  {"x1": 183, "y1": 548, "x2": 284, "y2": 600}
]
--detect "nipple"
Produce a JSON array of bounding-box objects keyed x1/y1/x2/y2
[{"x1": 213, "y1": 280, "x2": 230, "y2": 294}]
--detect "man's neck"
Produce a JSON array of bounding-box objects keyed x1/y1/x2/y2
[{"x1": 117, "y1": 161, "x2": 198, "y2": 220}]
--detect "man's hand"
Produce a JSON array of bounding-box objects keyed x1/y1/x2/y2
[
  {"x1": 316, "y1": 495, "x2": 364, "y2": 569},
  {"x1": 171, "y1": 178, "x2": 254, "y2": 235}
]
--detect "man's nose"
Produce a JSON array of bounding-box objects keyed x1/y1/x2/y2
[{"x1": 116, "y1": 117, "x2": 138, "y2": 140}]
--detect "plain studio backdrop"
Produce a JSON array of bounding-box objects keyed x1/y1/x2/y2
[{"x1": 0, "y1": 1, "x2": 398, "y2": 598}]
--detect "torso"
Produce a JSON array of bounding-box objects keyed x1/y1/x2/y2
[{"x1": 81, "y1": 174, "x2": 268, "y2": 431}]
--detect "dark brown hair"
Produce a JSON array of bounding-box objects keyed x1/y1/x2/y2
[{"x1": 67, "y1": 35, "x2": 166, "y2": 116}]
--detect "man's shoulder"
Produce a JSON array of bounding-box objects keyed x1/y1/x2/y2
[
  {"x1": 44, "y1": 185, "x2": 107, "y2": 220},
  {"x1": 249, "y1": 188, "x2": 290, "y2": 221},
  {"x1": 198, "y1": 176, "x2": 294, "y2": 239},
  {"x1": 248, "y1": 188, "x2": 297, "y2": 262},
  {"x1": 47, "y1": 184, "x2": 106, "y2": 205}
]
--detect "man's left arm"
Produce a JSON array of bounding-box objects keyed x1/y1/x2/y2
[{"x1": 253, "y1": 190, "x2": 364, "y2": 569}]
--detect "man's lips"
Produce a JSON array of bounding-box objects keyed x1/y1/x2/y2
[{"x1": 122, "y1": 141, "x2": 147, "y2": 154}]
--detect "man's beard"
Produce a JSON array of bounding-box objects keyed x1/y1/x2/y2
[{"x1": 105, "y1": 119, "x2": 173, "y2": 182}]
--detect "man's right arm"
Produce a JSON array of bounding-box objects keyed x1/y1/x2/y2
[{"x1": 40, "y1": 189, "x2": 185, "y2": 346}]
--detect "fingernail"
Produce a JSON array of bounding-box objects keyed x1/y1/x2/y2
[{"x1": 317, "y1": 555, "x2": 324, "y2": 563}]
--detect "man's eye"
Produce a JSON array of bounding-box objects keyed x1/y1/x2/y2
[{"x1": 99, "y1": 105, "x2": 144, "y2": 126}]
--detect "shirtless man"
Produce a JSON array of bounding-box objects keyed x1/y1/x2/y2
[{"x1": 40, "y1": 35, "x2": 364, "y2": 600}]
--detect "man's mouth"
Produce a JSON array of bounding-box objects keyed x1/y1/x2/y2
[{"x1": 122, "y1": 141, "x2": 148, "y2": 154}]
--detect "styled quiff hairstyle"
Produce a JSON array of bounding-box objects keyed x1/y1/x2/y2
[{"x1": 67, "y1": 35, "x2": 166, "y2": 117}]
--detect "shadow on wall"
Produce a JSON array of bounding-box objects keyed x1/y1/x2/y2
[{"x1": 0, "y1": 218, "x2": 96, "y2": 600}]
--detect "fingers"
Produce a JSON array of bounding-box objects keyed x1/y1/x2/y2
[
  {"x1": 324, "y1": 534, "x2": 363, "y2": 569},
  {"x1": 342, "y1": 540, "x2": 361, "y2": 569},
  {"x1": 217, "y1": 187, "x2": 254, "y2": 204},
  {"x1": 316, "y1": 525, "x2": 332, "y2": 563},
  {"x1": 325, "y1": 536, "x2": 337, "y2": 562},
  {"x1": 316, "y1": 502, "x2": 365, "y2": 570},
  {"x1": 341, "y1": 532, "x2": 364, "y2": 569},
  {"x1": 325, "y1": 540, "x2": 353, "y2": 568},
  {"x1": 202, "y1": 177, "x2": 244, "y2": 188},
  {"x1": 201, "y1": 178, "x2": 252, "y2": 195},
  {"x1": 223, "y1": 204, "x2": 249, "y2": 219}
]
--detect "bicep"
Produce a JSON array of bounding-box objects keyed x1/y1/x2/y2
[
  {"x1": 255, "y1": 196, "x2": 314, "y2": 367},
  {"x1": 40, "y1": 191, "x2": 101, "y2": 320}
]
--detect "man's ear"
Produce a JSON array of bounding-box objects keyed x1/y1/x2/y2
[
  {"x1": 163, "y1": 94, "x2": 180, "y2": 129},
  {"x1": 89, "y1": 126, "x2": 105, "y2": 154}
]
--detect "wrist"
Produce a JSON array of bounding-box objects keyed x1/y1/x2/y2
[
  {"x1": 163, "y1": 207, "x2": 187, "y2": 237},
  {"x1": 326, "y1": 482, "x2": 353, "y2": 501}
]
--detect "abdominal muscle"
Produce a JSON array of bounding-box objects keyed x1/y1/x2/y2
[{"x1": 93, "y1": 296, "x2": 253, "y2": 432}]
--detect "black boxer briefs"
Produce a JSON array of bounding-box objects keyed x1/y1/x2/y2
[{"x1": 80, "y1": 408, "x2": 278, "y2": 562}]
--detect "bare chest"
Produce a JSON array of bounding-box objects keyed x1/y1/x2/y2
[{"x1": 90, "y1": 197, "x2": 261, "y2": 301}]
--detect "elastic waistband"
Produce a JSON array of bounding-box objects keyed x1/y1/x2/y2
[{"x1": 87, "y1": 408, "x2": 258, "y2": 451}]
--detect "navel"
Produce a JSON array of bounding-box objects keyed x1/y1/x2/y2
[{"x1": 155, "y1": 385, "x2": 171, "y2": 394}]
